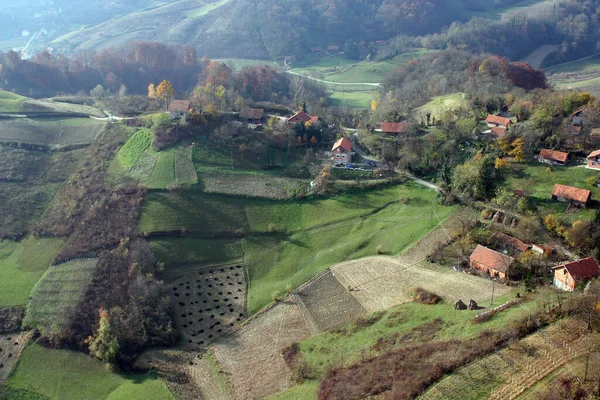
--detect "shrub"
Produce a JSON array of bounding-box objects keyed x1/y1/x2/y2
[{"x1": 414, "y1": 287, "x2": 441, "y2": 305}]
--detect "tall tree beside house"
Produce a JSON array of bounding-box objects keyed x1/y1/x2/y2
[{"x1": 156, "y1": 80, "x2": 175, "y2": 110}]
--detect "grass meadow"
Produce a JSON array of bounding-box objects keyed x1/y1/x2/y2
[
  {"x1": 0, "y1": 117, "x2": 104, "y2": 145},
  {"x1": 0, "y1": 91, "x2": 27, "y2": 112},
  {"x1": 0, "y1": 237, "x2": 63, "y2": 307},
  {"x1": 22, "y1": 258, "x2": 98, "y2": 337},
  {"x1": 5, "y1": 344, "x2": 173, "y2": 400},
  {"x1": 140, "y1": 182, "x2": 455, "y2": 314},
  {"x1": 500, "y1": 161, "x2": 600, "y2": 224},
  {"x1": 412, "y1": 92, "x2": 469, "y2": 122}
]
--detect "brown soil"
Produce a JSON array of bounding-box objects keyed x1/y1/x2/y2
[{"x1": 0, "y1": 331, "x2": 31, "y2": 383}]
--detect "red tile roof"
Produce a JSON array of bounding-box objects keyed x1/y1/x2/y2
[
  {"x1": 332, "y1": 137, "x2": 352, "y2": 152},
  {"x1": 552, "y1": 184, "x2": 591, "y2": 203},
  {"x1": 240, "y1": 108, "x2": 265, "y2": 120},
  {"x1": 494, "y1": 232, "x2": 530, "y2": 252},
  {"x1": 168, "y1": 100, "x2": 191, "y2": 113},
  {"x1": 485, "y1": 114, "x2": 512, "y2": 126},
  {"x1": 310, "y1": 116, "x2": 319, "y2": 124},
  {"x1": 539, "y1": 149, "x2": 568, "y2": 163},
  {"x1": 470, "y1": 245, "x2": 513, "y2": 273},
  {"x1": 587, "y1": 149, "x2": 600, "y2": 159},
  {"x1": 553, "y1": 257, "x2": 600, "y2": 281},
  {"x1": 288, "y1": 111, "x2": 313, "y2": 123},
  {"x1": 381, "y1": 122, "x2": 412, "y2": 134}
]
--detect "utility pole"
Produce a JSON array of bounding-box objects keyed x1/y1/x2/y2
[{"x1": 490, "y1": 279, "x2": 495, "y2": 307}]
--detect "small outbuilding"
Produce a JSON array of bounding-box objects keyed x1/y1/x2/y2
[
  {"x1": 551, "y1": 184, "x2": 591, "y2": 207},
  {"x1": 485, "y1": 114, "x2": 512, "y2": 129},
  {"x1": 381, "y1": 122, "x2": 412, "y2": 136},
  {"x1": 586, "y1": 150, "x2": 600, "y2": 171},
  {"x1": 168, "y1": 100, "x2": 191, "y2": 120},
  {"x1": 538, "y1": 149, "x2": 568, "y2": 165},
  {"x1": 240, "y1": 108, "x2": 266, "y2": 124},
  {"x1": 469, "y1": 244, "x2": 513, "y2": 279},
  {"x1": 553, "y1": 257, "x2": 600, "y2": 291}
]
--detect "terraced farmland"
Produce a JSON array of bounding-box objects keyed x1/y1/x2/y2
[{"x1": 22, "y1": 258, "x2": 98, "y2": 337}]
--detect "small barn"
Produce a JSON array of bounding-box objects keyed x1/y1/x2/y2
[
  {"x1": 553, "y1": 257, "x2": 600, "y2": 291},
  {"x1": 538, "y1": 149, "x2": 568, "y2": 165},
  {"x1": 469, "y1": 245, "x2": 513, "y2": 280},
  {"x1": 493, "y1": 232, "x2": 530, "y2": 253},
  {"x1": 381, "y1": 122, "x2": 412, "y2": 136},
  {"x1": 551, "y1": 184, "x2": 591, "y2": 207},
  {"x1": 331, "y1": 137, "x2": 353, "y2": 165},
  {"x1": 240, "y1": 108, "x2": 266, "y2": 124},
  {"x1": 485, "y1": 115, "x2": 512, "y2": 129},
  {"x1": 168, "y1": 100, "x2": 191, "y2": 120}
]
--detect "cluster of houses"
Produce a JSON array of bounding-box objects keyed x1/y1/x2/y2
[{"x1": 469, "y1": 238, "x2": 600, "y2": 291}]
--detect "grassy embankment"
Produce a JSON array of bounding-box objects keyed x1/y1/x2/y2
[
  {"x1": 138, "y1": 182, "x2": 454, "y2": 314},
  {"x1": 500, "y1": 161, "x2": 600, "y2": 223},
  {"x1": 412, "y1": 92, "x2": 469, "y2": 123},
  {"x1": 3, "y1": 344, "x2": 173, "y2": 400},
  {"x1": 0, "y1": 237, "x2": 63, "y2": 307}
]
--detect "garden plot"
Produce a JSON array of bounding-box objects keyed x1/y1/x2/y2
[
  {"x1": 205, "y1": 299, "x2": 312, "y2": 400},
  {"x1": 201, "y1": 173, "x2": 308, "y2": 200},
  {"x1": 0, "y1": 118, "x2": 104, "y2": 146},
  {"x1": 22, "y1": 258, "x2": 98, "y2": 337},
  {"x1": 295, "y1": 269, "x2": 366, "y2": 332},
  {"x1": 0, "y1": 331, "x2": 31, "y2": 383},
  {"x1": 171, "y1": 265, "x2": 247, "y2": 349}
]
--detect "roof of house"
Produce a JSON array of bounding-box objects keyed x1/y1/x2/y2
[
  {"x1": 289, "y1": 111, "x2": 313, "y2": 123},
  {"x1": 168, "y1": 100, "x2": 191, "y2": 113},
  {"x1": 571, "y1": 105, "x2": 587, "y2": 116},
  {"x1": 310, "y1": 116, "x2": 319, "y2": 124},
  {"x1": 485, "y1": 114, "x2": 512, "y2": 126},
  {"x1": 381, "y1": 122, "x2": 412, "y2": 134},
  {"x1": 587, "y1": 149, "x2": 600, "y2": 159},
  {"x1": 240, "y1": 108, "x2": 265, "y2": 120},
  {"x1": 491, "y1": 127, "x2": 508, "y2": 138},
  {"x1": 553, "y1": 257, "x2": 600, "y2": 281},
  {"x1": 327, "y1": 45, "x2": 340, "y2": 51},
  {"x1": 539, "y1": 148, "x2": 569, "y2": 163},
  {"x1": 470, "y1": 245, "x2": 513, "y2": 273},
  {"x1": 494, "y1": 232, "x2": 530, "y2": 252},
  {"x1": 551, "y1": 184, "x2": 591, "y2": 203},
  {"x1": 332, "y1": 137, "x2": 353, "y2": 152}
]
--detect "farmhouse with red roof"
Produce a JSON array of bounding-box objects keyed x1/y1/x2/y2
[
  {"x1": 538, "y1": 149, "x2": 569, "y2": 165},
  {"x1": 381, "y1": 122, "x2": 412, "y2": 135},
  {"x1": 586, "y1": 150, "x2": 600, "y2": 170},
  {"x1": 469, "y1": 245, "x2": 513, "y2": 280},
  {"x1": 551, "y1": 184, "x2": 591, "y2": 207},
  {"x1": 288, "y1": 111, "x2": 319, "y2": 126},
  {"x1": 485, "y1": 114, "x2": 512, "y2": 129},
  {"x1": 168, "y1": 100, "x2": 191, "y2": 120},
  {"x1": 553, "y1": 257, "x2": 600, "y2": 291},
  {"x1": 331, "y1": 137, "x2": 353, "y2": 165}
]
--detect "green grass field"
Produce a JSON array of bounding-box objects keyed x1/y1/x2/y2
[
  {"x1": 0, "y1": 237, "x2": 63, "y2": 307},
  {"x1": 0, "y1": 117, "x2": 105, "y2": 145},
  {"x1": 23, "y1": 258, "x2": 98, "y2": 337},
  {"x1": 215, "y1": 59, "x2": 280, "y2": 71},
  {"x1": 412, "y1": 92, "x2": 469, "y2": 122},
  {"x1": 501, "y1": 161, "x2": 599, "y2": 223},
  {"x1": 5, "y1": 344, "x2": 173, "y2": 400},
  {"x1": 0, "y1": 91, "x2": 27, "y2": 112},
  {"x1": 328, "y1": 90, "x2": 379, "y2": 108},
  {"x1": 139, "y1": 183, "x2": 454, "y2": 313},
  {"x1": 118, "y1": 128, "x2": 153, "y2": 169}
]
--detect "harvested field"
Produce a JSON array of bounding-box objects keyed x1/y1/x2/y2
[
  {"x1": 171, "y1": 265, "x2": 247, "y2": 349},
  {"x1": 0, "y1": 118, "x2": 104, "y2": 146},
  {"x1": 22, "y1": 258, "x2": 98, "y2": 337},
  {"x1": 520, "y1": 44, "x2": 559, "y2": 69},
  {"x1": 295, "y1": 270, "x2": 366, "y2": 332},
  {"x1": 207, "y1": 300, "x2": 312, "y2": 400},
  {"x1": 201, "y1": 172, "x2": 308, "y2": 199},
  {"x1": 0, "y1": 331, "x2": 31, "y2": 383}
]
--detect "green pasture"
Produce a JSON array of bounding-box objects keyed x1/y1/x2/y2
[
  {"x1": 0, "y1": 117, "x2": 104, "y2": 145},
  {"x1": 548, "y1": 54, "x2": 600, "y2": 74},
  {"x1": 183, "y1": 0, "x2": 233, "y2": 18},
  {"x1": 5, "y1": 344, "x2": 173, "y2": 400},
  {"x1": 23, "y1": 258, "x2": 98, "y2": 337},
  {"x1": 412, "y1": 92, "x2": 469, "y2": 122},
  {"x1": 0, "y1": 237, "x2": 63, "y2": 307},
  {"x1": 139, "y1": 183, "x2": 454, "y2": 313},
  {"x1": 500, "y1": 161, "x2": 599, "y2": 223},
  {"x1": 0, "y1": 91, "x2": 27, "y2": 112},
  {"x1": 329, "y1": 90, "x2": 379, "y2": 108},
  {"x1": 216, "y1": 58, "x2": 279, "y2": 71}
]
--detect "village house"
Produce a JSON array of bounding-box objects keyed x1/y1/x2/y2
[
  {"x1": 239, "y1": 108, "x2": 267, "y2": 124},
  {"x1": 469, "y1": 245, "x2": 513, "y2": 279},
  {"x1": 571, "y1": 105, "x2": 586, "y2": 126},
  {"x1": 327, "y1": 45, "x2": 340, "y2": 53},
  {"x1": 168, "y1": 100, "x2": 191, "y2": 120},
  {"x1": 485, "y1": 114, "x2": 512, "y2": 129},
  {"x1": 553, "y1": 257, "x2": 600, "y2": 291},
  {"x1": 381, "y1": 122, "x2": 413, "y2": 136},
  {"x1": 551, "y1": 184, "x2": 591, "y2": 207},
  {"x1": 288, "y1": 111, "x2": 319, "y2": 126},
  {"x1": 493, "y1": 232, "x2": 530, "y2": 253},
  {"x1": 331, "y1": 137, "x2": 353, "y2": 165},
  {"x1": 538, "y1": 149, "x2": 569, "y2": 165},
  {"x1": 586, "y1": 150, "x2": 600, "y2": 171},
  {"x1": 310, "y1": 47, "x2": 324, "y2": 54}
]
